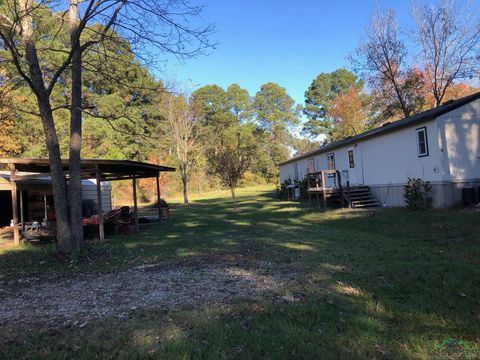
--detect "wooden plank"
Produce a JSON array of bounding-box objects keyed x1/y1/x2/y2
[
  {"x1": 43, "y1": 192, "x2": 48, "y2": 227},
  {"x1": 12, "y1": 168, "x2": 97, "y2": 181},
  {"x1": 321, "y1": 171, "x2": 327, "y2": 209},
  {"x1": 156, "y1": 175, "x2": 162, "y2": 223},
  {"x1": 337, "y1": 171, "x2": 344, "y2": 208},
  {"x1": 96, "y1": 166, "x2": 105, "y2": 241},
  {"x1": 20, "y1": 190, "x2": 25, "y2": 232},
  {"x1": 132, "y1": 176, "x2": 139, "y2": 232},
  {"x1": 9, "y1": 164, "x2": 20, "y2": 245},
  {"x1": 346, "y1": 180, "x2": 352, "y2": 208}
]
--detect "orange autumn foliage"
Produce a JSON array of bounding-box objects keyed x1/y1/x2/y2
[
  {"x1": 0, "y1": 107, "x2": 21, "y2": 157},
  {"x1": 328, "y1": 88, "x2": 368, "y2": 140}
]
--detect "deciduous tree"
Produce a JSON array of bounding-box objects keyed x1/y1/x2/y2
[
  {"x1": 412, "y1": 0, "x2": 480, "y2": 107},
  {"x1": 328, "y1": 88, "x2": 369, "y2": 140},
  {"x1": 207, "y1": 129, "x2": 255, "y2": 209},
  {"x1": 352, "y1": 8, "x2": 420, "y2": 119},
  {"x1": 163, "y1": 92, "x2": 203, "y2": 204}
]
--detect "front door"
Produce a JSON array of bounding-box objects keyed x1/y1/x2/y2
[{"x1": 347, "y1": 146, "x2": 363, "y2": 185}]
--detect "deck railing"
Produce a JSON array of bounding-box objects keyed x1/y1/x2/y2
[{"x1": 307, "y1": 169, "x2": 351, "y2": 208}]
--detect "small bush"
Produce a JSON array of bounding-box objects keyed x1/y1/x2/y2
[
  {"x1": 404, "y1": 177, "x2": 432, "y2": 210},
  {"x1": 276, "y1": 179, "x2": 291, "y2": 198}
]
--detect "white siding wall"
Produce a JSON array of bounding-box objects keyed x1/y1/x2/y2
[
  {"x1": 358, "y1": 119, "x2": 443, "y2": 185},
  {"x1": 280, "y1": 119, "x2": 442, "y2": 185},
  {"x1": 280, "y1": 158, "x2": 310, "y2": 183},
  {"x1": 279, "y1": 162, "x2": 295, "y2": 183}
]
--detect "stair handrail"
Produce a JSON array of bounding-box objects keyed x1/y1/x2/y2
[{"x1": 336, "y1": 170, "x2": 351, "y2": 208}]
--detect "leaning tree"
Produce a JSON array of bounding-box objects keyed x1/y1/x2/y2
[{"x1": 0, "y1": 0, "x2": 213, "y2": 251}]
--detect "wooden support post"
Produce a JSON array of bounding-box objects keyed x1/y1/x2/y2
[
  {"x1": 9, "y1": 164, "x2": 20, "y2": 245},
  {"x1": 321, "y1": 171, "x2": 327, "y2": 209},
  {"x1": 43, "y1": 192, "x2": 48, "y2": 227},
  {"x1": 96, "y1": 166, "x2": 105, "y2": 241},
  {"x1": 156, "y1": 174, "x2": 162, "y2": 223},
  {"x1": 132, "y1": 176, "x2": 139, "y2": 232},
  {"x1": 346, "y1": 180, "x2": 352, "y2": 208},
  {"x1": 20, "y1": 190, "x2": 25, "y2": 233},
  {"x1": 337, "y1": 171, "x2": 344, "y2": 208}
]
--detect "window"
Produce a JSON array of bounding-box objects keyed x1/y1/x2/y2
[
  {"x1": 294, "y1": 162, "x2": 299, "y2": 180},
  {"x1": 348, "y1": 149, "x2": 355, "y2": 168},
  {"x1": 307, "y1": 158, "x2": 315, "y2": 174},
  {"x1": 327, "y1": 153, "x2": 335, "y2": 170},
  {"x1": 416, "y1": 127, "x2": 429, "y2": 157}
]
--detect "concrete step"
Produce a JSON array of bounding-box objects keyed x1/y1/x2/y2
[
  {"x1": 349, "y1": 186, "x2": 369, "y2": 190},
  {"x1": 352, "y1": 202, "x2": 381, "y2": 208},
  {"x1": 351, "y1": 198, "x2": 378, "y2": 204},
  {"x1": 346, "y1": 190, "x2": 370, "y2": 195},
  {"x1": 350, "y1": 194, "x2": 373, "y2": 200},
  {"x1": 352, "y1": 194, "x2": 376, "y2": 201}
]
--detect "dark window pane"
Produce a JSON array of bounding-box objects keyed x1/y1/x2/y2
[
  {"x1": 348, "y1": 150, "x2": 355, "y2": 168},
  {"x1": 416, "y1": 128, "x2": 428, "y2": 156},
  {"x1": 417, "y1": 130, "x2": 425, "y2": 143},
  {"x1": 419, "y1": 142, "x2": 426, "y2": 155}
]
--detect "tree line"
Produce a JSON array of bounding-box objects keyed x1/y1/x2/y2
[
  {"x1": 304, "y1": 0, "x2": 480, "y2": 142},
  {"x1": 0, "y1": 0, "x2": 213, "y2": 252},
  {"x1": 0, "y1": 0, "x2": 479, "y2": 252}
]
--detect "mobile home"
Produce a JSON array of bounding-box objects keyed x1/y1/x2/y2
[{"x1": 279, "y1": 92, "x2": 480, "y2": 208}]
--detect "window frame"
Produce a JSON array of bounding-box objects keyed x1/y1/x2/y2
[
  {"x1": 307, "y1": 158, "x2": 315, "y2": 174},
  {"x1": 348, "y1": 149, "x2": 355, "y2": 168},
  {"x1": 416, "y1": 127, "x2": 429, "y2": 157},
  {"x1": 326, "y1": 153, "x2": 335, "y2": 170}
]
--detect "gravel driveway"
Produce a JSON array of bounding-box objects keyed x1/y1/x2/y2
[{"x1": 0, "y1": 260, "x2": 290, "y2": 327}]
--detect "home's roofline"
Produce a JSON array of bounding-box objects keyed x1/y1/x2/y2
[{"x1": 279, "y1": 91, "x2": 480, "y2": 166}]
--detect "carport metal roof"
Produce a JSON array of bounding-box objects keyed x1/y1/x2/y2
[{"x1": 0, "y1": 158, "x2": 175, "y2": 181}]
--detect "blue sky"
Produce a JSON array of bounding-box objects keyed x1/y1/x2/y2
[{"x1": 160, "y1": 0, "x2": 416, "y2": 105}]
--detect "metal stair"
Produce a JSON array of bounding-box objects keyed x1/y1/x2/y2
[{"x1": 346, "y1": 186, "x2": 380, "y2": 208}]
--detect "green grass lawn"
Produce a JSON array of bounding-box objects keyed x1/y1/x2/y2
[{"x1": 1, "y1": 185, "x2": 480, "y2": 359}]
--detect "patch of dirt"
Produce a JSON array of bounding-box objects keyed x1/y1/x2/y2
[{"x1": 0, "y1": 261, "x2": 290, "y2": 327}]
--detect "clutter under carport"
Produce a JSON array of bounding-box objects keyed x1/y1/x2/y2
[{"x1": 0, "y1": 158, "x2": 175, "y2": 244}]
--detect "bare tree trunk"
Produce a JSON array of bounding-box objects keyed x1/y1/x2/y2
[
  {"x1": 391, "y1": 80, "x2": 409, "y2": 117},
  {"x1": 39, "y1": 100, "x2": 73, "y2": 252},
  {"x1": 230, "y1": 187, "x2": 236, "y2": 209},
  {"x1": 68, "y1": 0, "x2": 84, "y2": 248},
  {"x1": 182, "y1": 171, "x2": 189, "y2": 204},
  {"x1": 19, "y1": 0, "x2": 72, "y2": 252}
]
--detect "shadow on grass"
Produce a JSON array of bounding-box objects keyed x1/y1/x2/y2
[{"x1": 1, "y1": 188, "x2": 479, "y2": 357}]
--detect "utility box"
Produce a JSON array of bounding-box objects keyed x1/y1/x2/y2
[{"x1": 294, "y1": 187, "x2": 300, "y2": 200}]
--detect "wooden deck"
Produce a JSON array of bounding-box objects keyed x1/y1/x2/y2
[{"x1": 306, "y1": 170, "x2": 380, "y2": 209}]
